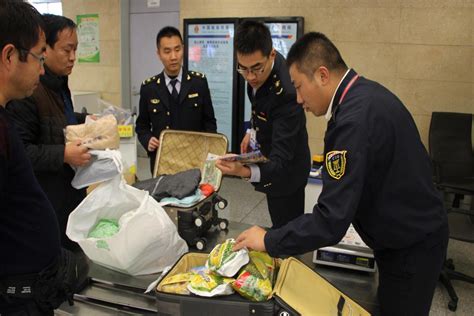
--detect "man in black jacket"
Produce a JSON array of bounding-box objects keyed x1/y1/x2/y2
[
  {"x1": 216, "y1": 21, "x2": 311, "y2": 228},
  {"x1": 136, "y1": 26, "x2": 217, "y2": 175},
  {"x1": 233, "y1": 32, "x2": 448, "y2": 315},
  {"x1": 7, "y1": 14, "x2": 90, "y2": 251},
  {"x1": 0, "y1": 2, "x2": 88, "y2": 314}
]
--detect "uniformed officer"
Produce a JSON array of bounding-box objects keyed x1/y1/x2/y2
[
  {"x1": 135, "y1": 26, "x2": 217, "y2": 174},
  {"x1": 216, "y1": 21, "x2": 311, "y2": 228},
  {"x1": 233, "y1": 32, "x2": 448, "y2": 316}
]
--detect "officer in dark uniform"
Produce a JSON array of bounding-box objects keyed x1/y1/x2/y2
[
  {"x1": 136, "y1": 26, "x2": 217, "y2": 174},
  {"x1": 216, "y1": 21, "x2": 311, "y2": 228},
  {"x1": 233, "y1": 32, "x2": 448, "y2": 316}
]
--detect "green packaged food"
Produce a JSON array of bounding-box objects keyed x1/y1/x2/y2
[
  {"x1": 231, "y1": 251, "x2": 276, "y2": 301},
  {"x1": 206, "y1": 238, "x2": 249, "y2": 277}
]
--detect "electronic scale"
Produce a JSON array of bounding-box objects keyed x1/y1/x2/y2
[{"x1": 313, "y1": 224, "x2": 377, "y2": 272}]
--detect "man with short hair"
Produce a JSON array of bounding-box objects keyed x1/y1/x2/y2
[
  {"x1": 7, "y1": 14, "x2": 90, "y2": 251},
  {"x1": 216, "y1": 21, "x2": 311, "y2": 228},
  {"x1": 136, "y1": 26, "x2": 217, "y2": 174},
  {"x1": 0, "y1": 2, "x2": 87, "y2": 314},
  {"x1": 233, "y1": 32, "x2": 448, "y2": 315}
]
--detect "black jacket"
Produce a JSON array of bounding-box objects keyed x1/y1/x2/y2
[
  {"x1": 0, "y1": 107, "x2": 60, "y2": 278},
  {"x1": 249, "y1": 52, "x2": 311, "y2": 196},
  {"x1": 265, "y1": 69, "x2": 447, "y2": 256},
  {"x1": 6, "y1": 67, "x2": 86, "y2": 249},
  {"x1": 135, "y1": 69, "x2": 217, "y2": 158}
]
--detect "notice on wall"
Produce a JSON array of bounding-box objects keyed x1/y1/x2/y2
[
  {"x1": 77, "y1": 14, "x2": 100, "y2": 63},
  {"x1": 187, "y1": 23, "x2": 235, "y2": 147}
]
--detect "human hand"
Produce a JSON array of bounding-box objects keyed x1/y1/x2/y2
[
  {"x1": 240, "y1": 133, "x2": 250, "y2": 154},
  {"x1": 233, "y1": 226, "x2": 267, "y2": 252},
  {"x1": 148, "y1": 137, "x2": 160, "y2": 152},
  {"x1": 215, "y1": 159, "x2": 251, "y2": 178},
  {"x1": 64, "y1": 140, "x2": 91, "y2": 167}
]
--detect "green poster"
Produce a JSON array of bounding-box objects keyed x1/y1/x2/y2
[{"x1": 77, "y1": 14, "x2": 100, "y2": 63}]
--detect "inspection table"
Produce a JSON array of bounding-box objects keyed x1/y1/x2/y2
[{"x1": 58, "y1": 221, "x2": 379, "y2": 315}]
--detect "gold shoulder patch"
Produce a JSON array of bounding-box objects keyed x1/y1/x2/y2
[
  {"x1": 142, "y1": 75, "x2": 157, "y2": 86},
  {"x1": 325, "y1": 150, "x2": 347, "y2": 180},
  {"x1": 190, "y1": 71, "x2": 205, "y2": 79}
]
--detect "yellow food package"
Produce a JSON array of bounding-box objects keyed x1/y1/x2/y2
[
  {"x1": 188, "y1": 272, "x2": 234, "y2": 297},
  {"x1": 160, "y1": 272, "x2": 192, "y2": 295}
]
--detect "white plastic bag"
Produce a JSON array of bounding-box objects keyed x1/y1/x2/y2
[
  {"x1": 66, "y1": 175, "x2": 188, "y2": 275},
  {"x1": 71, "y1": 149, "x2": 123, "y2": 189}
]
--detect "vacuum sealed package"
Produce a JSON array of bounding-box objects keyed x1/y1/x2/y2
[
  {"x1": 65, "y1": 114, "x2": 119, "y2": 150},
  {"x1": 206, "y1": 239, "x2": 249, "y2": 277}
]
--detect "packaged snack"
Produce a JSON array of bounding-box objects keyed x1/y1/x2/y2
[
  {"x1": 160, "y1": 273, "x2": 192, "y2": 295},
  {"x1": 232, "y1": 251, "x2": 276, "y2": 302},
  {"x1": 187, "y1": 272, "x2": 234, "y2": 297},
  {"x1": 206, "y1": 238, "x2": 249, "y2": 277}
]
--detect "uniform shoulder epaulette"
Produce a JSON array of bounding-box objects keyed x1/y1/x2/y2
[
  {"x1": 142, "y1": 75, "x2": 158, "y2": 86},
  {"x1": 272, "y1": 73, "x2": 284, "y2": 95},
  {"x1": 188, "y1": 70, "x2": 206, "y2": 79}
]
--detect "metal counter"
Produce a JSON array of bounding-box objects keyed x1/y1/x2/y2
[{"x1": 58, "y1": 221, "x2": 379, "y2": 315}]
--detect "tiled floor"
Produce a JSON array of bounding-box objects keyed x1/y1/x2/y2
[{"x1": 137, "y1": 157, "x2": 474, "y2": 315}]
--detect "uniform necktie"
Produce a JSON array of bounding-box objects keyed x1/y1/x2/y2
[{"x1": 170, "y1": 79, "x2": 179, "y2": 102}]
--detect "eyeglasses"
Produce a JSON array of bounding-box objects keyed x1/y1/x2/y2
[
  {"x1": 237, "y1": 58, "x2": 269, "y2": 77},
  {"x1": 18, "y1": 48, "x2": 46, "y2": 67}
]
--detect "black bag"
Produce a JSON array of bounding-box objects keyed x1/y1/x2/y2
[{"x1": 33, "y1": 249, "x2": 89, "y2": 312}]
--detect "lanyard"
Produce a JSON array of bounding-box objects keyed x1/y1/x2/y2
[{"x1": 339, "y1": 75, "x2": 359, "y2": 105}]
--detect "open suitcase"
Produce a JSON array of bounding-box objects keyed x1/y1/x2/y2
[
  {"x1": 155, "y1": 252, "x2": 371, "y2": 316},
  {"x1": 152, "y1": 130, "x2": 230, "y2": 250}
]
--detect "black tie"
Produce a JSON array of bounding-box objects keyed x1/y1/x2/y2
[{"x1": 170, "y1": 79, "x2": 179, "y2": 102}]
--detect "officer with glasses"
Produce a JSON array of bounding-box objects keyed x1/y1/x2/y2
[{"x1": 216, "y1": 20, "x2": 311, "y2": 229}]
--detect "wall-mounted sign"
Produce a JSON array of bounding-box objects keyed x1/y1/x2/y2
[{"x1": 77, "y1": 14, "x2": 100, "y2": 63}]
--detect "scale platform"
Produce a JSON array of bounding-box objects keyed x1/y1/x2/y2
[{"x1": 313, "y1": 225, "x2": 377, "y2": 272}]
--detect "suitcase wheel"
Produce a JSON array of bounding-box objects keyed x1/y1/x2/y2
[
  {"x1": 194, "y1": 215, "x2": 205, "y2": 228},
  {"x1": 195, "y1": 238, "x2": 207, "y2": 251},
  {"x1": 215, "y1": 199, "x2": 228, "y2": 210},
  {"x1": 218, "y1": 219, "x2": 229, "y2": 230}
]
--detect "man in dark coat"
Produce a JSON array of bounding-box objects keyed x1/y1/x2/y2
[
  {"x1": 135, "y1": 26, "x2": 217, "y2": 175},
  {"x1": 0, "y1": 2, "x2": 88, "y2": 314},
  {"x1": 233, "y1": 32, "x2": 448, "y2": 316},
  {"x1": 216, "y1": 21, "x2": 311, "y2": 228},
  {"x1": 7, "y1": 14, "x2": 90, "y2": 251}
]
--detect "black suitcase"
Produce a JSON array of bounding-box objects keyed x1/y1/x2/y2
[
  {"x1": 155, "y1": 252, "x2": 371, "y2": 316},
  {"x1": 152, "y1": 130, "x2": 230, "y2": 250}
]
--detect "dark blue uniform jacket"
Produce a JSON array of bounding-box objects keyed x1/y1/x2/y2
[
  {"x1": 135, "y1": 70, "x2": 217, "y2": 154},
  {"x1": 265, "y1": 69, "x2": 447, "y2": 255},
  {"x1": 249, "y1": 52, "x2": 311, "y2": 196}
]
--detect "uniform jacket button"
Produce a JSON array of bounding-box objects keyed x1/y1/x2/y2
[
  {"x1": 167, "y1": 111, "x2": 170, "y2": 116},
  {"x1": 166, "y1": 126, "x2": 170, "y2": 129},
  {"x1": 153, "y1": 109, "x2": 157, "y2": 113}
]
